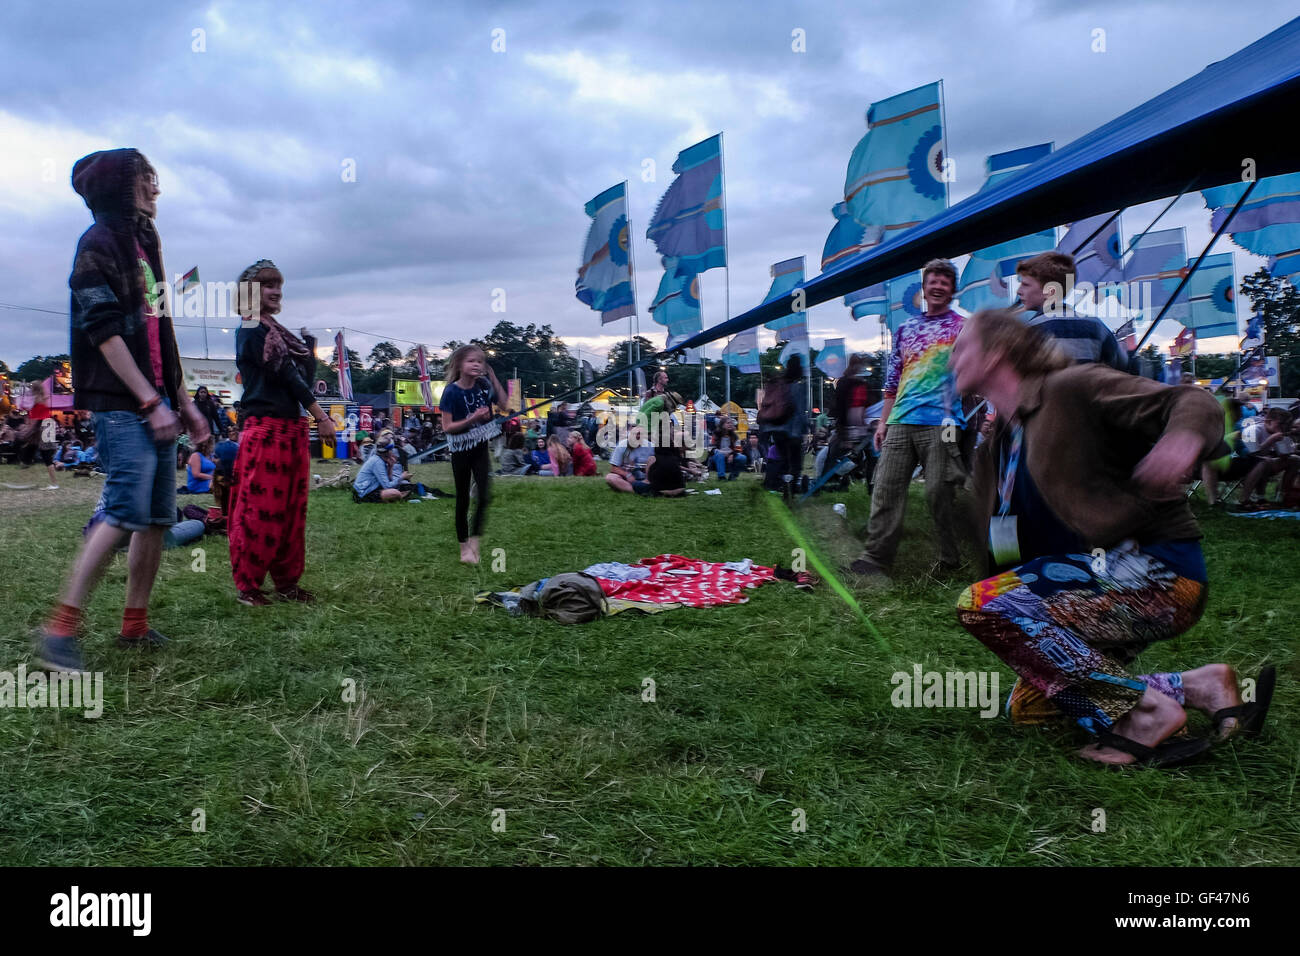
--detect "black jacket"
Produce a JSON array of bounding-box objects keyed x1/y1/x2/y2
[
  {"x1": 68, "y1": 148, "x2": 184, "y2": 412},
  {"x1": 235, "y1": 322, "x2": 318, "y2": 420}
]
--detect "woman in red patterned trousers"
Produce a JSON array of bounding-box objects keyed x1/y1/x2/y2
[{"x1": 228, "y1": 260, "x2": 335, "y2": 606}]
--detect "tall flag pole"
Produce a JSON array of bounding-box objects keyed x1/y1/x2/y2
[
  {"x1": 178, "y1": 267, "x2": 204, "y2": 357},
  {"x1": 576, "y1": 181, "x2": 637, "y2": 394},
  {"x1": 646, "y1": 134, "x2": 727, "y2": 395},
  {"x1": 719, "y1": 131, "x2": 732, "y2": 405},
  {"x1": 416, "y1": 345, "x2": 434, "y2": 408},
  {"x1": 623, "y1": 180, "x2": 642, "y2": 397},
  {"x1": 335, "y1": 330, "x2": 354, "y2": 402}
]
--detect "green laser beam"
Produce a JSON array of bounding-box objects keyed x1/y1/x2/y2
[{"x1": 764, "y1": 493, "x2": 890, "y2": 651}]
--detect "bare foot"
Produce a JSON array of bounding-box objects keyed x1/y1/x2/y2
[
  {"x1": 468, "y1": 537, "x2": 481, "y2": 563},
  {"x1": 1181, "y1": 663, "x2": 1242, "y2": 738},
  {"x1": 1078, "y1": 689, "x2": 1187, "y2": 765},
  {"x1": 459, "y1": 542, "x2": 477, "y2": 564}
]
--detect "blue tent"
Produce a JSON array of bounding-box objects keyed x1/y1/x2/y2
[{"x1": 670, "y1": 16, "x2": 1300, "y2": 353}]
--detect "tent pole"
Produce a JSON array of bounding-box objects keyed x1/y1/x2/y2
[{"x1": 1131, "y1": 177, "x2": 1258, "y2": 354}]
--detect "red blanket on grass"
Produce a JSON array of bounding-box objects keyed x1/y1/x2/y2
[{"x1": 594, "y1": 554, "x2": 775, "y2": 608}]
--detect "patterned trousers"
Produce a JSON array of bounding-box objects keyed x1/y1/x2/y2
[
  {"x1": 228, "y1": 416, "x2": 310, "y2": 593},
  {"x1": 861, "y1": 423, "x2": 964, "y2": 568},
  {"x1": 956, "y1": 542, "x2": 1206, "y2": 733}
]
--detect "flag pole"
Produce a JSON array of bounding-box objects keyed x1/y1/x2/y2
[
  {"x1": 720, "y1": 131, "x2": 732, "y2": 407},
  {"x1": 623, "y1": 180, "x2": 639, "y2": 399},
  {"x1": 1131, "y1": 178, "x2": 1258, "y2": 354}
]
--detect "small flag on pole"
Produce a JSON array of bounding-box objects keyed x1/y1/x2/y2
[
  {"x1": 1171, "y1": 326, "x2": 1195, "y2": 358},
  {"x1": 335, "y1": 330, "x2": 354, "y2": 401},
  {"x1": 815, "y1": 338, "x2": 847, "y2": 378},
  {"x1": 181, "y1": 267, "x2": 200, "y2": 292},
  {"x1": 416, "y1": 345, "x2": 435, "y2": 408}
]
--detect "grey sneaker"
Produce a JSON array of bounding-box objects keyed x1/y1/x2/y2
[
  {"x1": 34, "y1": 633, "x2": 86, "y2": 672},
  {"x1": 117, "y1": 628, "x2": 170, "y2": 650}
]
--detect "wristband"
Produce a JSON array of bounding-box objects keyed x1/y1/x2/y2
[{"x1": 139, "y1": 395, "x2": 163, "y2": 415}]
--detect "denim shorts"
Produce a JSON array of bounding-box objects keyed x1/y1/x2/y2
[{"x1": 94, "y1": 406, "x2": 177, "y2": 531}]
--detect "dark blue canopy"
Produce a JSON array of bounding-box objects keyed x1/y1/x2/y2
[{"x1": 671, "y1": 16, "x2": 1300, "y2": 353}]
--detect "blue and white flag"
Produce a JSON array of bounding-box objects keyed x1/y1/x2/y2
[
  {"x1": 844, "y1": 82, "x2": 947, "y2": 236},
  {"x1": 779, "y1": 331, "x2": 810, "y2": 368},
  {"x1": 1203, "y1": 172, "x2": 1300, "y2": 288},
  {"x1": 824, "y1": 202, "x2": 885, "y2": 319},
  {"x1": 576, "y1": 182, "x2": 636, "y2": 325},
  {"x1": 886, "y1": 272, "x2": 924, "y2": 334},
  {"x1": 957, "y1": 145, "x2": 1056, "y2": 312},
  {"x1": 844, "y1": 282, "x2": 888, "y2": 320},
  {"x1": 815, "y1": 338, "x2": 847, "y2": 379},
  {"x1": 1185, "y1": 252, "x2": 1238, "y2": 338},
  {"x1": 649, "y1": 256, "x2": 703, "y2": 348},
  {"x1": 722, "y1": 326, "x2": 761, "y2": 373},
  {"x1": 762, "y1": 258, "x2": 807, "y2": 334},
  {"x1": 646, "y1": 135, "x2": 726, "y2": 277},
  {"x1": 1059, "y1": 212, "x2": 1124, "y2": 287},
  {"x1": 1122, "y1": 227, "x2": 1189, "y2": 321}
]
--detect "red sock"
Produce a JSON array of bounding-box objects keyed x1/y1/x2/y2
[
  {"x1": 121, "y1": 607, "x2": 148, "y2": 638},
  {"x1": 46, "y1": 603, "x2": 82, "y2": 638}
]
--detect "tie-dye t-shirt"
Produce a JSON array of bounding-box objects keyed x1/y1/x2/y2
[{"x1": 883, "y1": 309, "x2": 963, "y2": 427}]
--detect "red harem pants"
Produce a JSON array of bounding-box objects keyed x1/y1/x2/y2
[{"x1": 228, "y1": 415, "x2": 310, "y2": 593}]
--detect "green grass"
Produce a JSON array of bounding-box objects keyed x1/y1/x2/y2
[{"x1": 0, "y1": 461, "x2": 1296, "y2": 865}]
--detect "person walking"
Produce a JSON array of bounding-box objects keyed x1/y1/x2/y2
[{"x1": 37, "y1": 148, "x2": 211, "y2": 671}]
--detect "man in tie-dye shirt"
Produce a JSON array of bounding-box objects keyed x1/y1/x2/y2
[{"x1": 852, "y1": 259, "x2": 967, "y2": 578}]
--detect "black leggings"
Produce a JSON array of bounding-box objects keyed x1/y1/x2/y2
[{"x1": 451, "y1": 442, "x2": 492, "y2": 542}]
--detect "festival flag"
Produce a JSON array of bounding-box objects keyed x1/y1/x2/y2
[
  {"x1": 1059, "y1": 213, "x2": 1124, "y2": 286},
  {"x1": 1184, "y1": 252, "x2": 1238, "y2": 338},
  {"x1": 335, "y1": 330, "x2": 354, "y2": 402},
  {"x1": 646, "y1": 135, "x2": 726, "y2": 277},
  {"x1": 722, "y1": 326, "x2": 761, "y2": 373},
  {"x1": 844, "y1": 282, "x2": 888, "y2": 320},
  {"x1": 649, "y1": 256, "x2": 704, "y2": 347},
  {"x1": 957, "y1": 145, "x2": 1056, "y2": 312},
  {"x1": 1202, "y1": 172, "x2": 1300, "y2": 288},
  {"x1": 580, "y1": 360, "x2": 596, "y2": 385},
  {"x1": 181, "y1": 266, "x2": 200, "y2": 292},
  {"x1": 1171, "y1": 326, "x2": 1195, "y2": 358},
  {"x1": 815, "y1": 338, "x2": 847, "y2": 379},
  {"x1": 1122, "y1": 227, "x2": 1190, "y2": 320},
  {"x1": 779, "y1": 331, "x2": 810, "y2": 367},
  {"x1": 821, "y1": 202, "x2": 884, "y2": 272},
  {"x1": 415, "y1": 345, "x2": 434, "y2": 408},
  {"x1": 576, "y1": 182, "x2": 636, "y2": 325},
  {"x1": 762, "y1": 258, "x2": 807, "y2": 334},
  {"x1": 844, "y1": 82, "x2": 947, "y2": 235},
  {"x1": 1243, "y1": 313, "x2": 1264, "y2": 347},
  {"x1": 886, "y1": 272, "x2": 924, "y2": 334}
]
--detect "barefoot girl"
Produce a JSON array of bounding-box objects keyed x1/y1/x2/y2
[{"x1": 439, "y1": 345, "x2": 506, "y2": 564}]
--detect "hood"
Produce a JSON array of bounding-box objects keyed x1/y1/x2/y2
[{"x1": 71, "y1": 148, "x2": 147, "y2": 223}]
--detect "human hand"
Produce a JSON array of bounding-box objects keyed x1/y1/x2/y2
[
  {"x1": 874, "y1": 421, "x2": 887, "y2": 452},
  {"x1": 316, "y1": 413, "x2": 337, "y2": 447},
  {"x1": 1132, "y1": 430, "x2": 1203, "y2": 499},
  {"x1": 178, "y1": 401, "x2": 211, "y2": 443},
  {"x1": 147, "y1": 403, "x2": 182, "y2": 443}
]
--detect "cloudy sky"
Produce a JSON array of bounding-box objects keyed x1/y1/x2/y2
[{"x1": 0, "y1": 0, "x2": 1291, "y2": 372}]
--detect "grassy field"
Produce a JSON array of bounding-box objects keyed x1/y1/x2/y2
[{"x1": 0, "y1": 458, "x2": 1295, "y2": 866}]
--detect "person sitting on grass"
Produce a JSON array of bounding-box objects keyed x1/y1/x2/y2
[
  {"x1": 605, "y1": 424, "x2": 653, "y2": 493},
  {"x1": 1234, "y1": 407, "x2": 1296, "y2": 510},
  {"x1": 710, "y1": 416, "x2": 747, "y2": 480},
  {"x1": 950, "y1": 308, "x2": 1272, "y2": 768},
  {"x1": 525, "y1": 436, "x2": 550, "y2": 474},
  {"x1": 546, "y1": 434, "x2": 573, "y2": 476},
  {"x1": 352, "y1": 441, "x2": 413, "y2": 502},
  {"x1": 183, "y1": 437, "x2": 216, "y2": 494},
  {"x1": 637, "y1": 443, "x2": 688, "y2": 497},
  {"x1": 499, "y1": 432, "x2": 531, "y2": 475},
  {"x1": 566, "y1": 431, "x2": 598, "y2": 476}
]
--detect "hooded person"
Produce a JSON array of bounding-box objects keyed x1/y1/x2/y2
[
  {"x1": 37, "y1": 148, "x2": 212, "y2": 672},
  {"x1": 227, "y1": 259, "x2": 337, "y2": 606}
]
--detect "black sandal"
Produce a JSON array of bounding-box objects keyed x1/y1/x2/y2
[
  {"x1": 1211, "y1": 666, "x2": 1275, "y2": 740},
  {"x1": 1092, "y1": 730, "x2": 1212, "y2": 768}
]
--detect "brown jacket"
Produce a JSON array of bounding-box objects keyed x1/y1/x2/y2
[{"x1": 973, "y1": 364, "x2": 1223, "y2": 570}]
